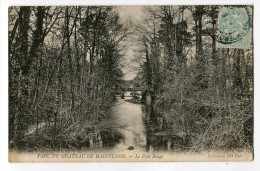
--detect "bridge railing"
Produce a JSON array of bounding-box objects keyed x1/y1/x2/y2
[{"x1": 112, "y1": 87, "x2": 144, "y2": 91}]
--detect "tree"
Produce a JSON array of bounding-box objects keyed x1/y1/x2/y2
[
  {"x1": 9, "y1": 6, "x2": 130, "y2": 150},
  {"x1": 134, "y1": 5, "x2": 253, "y2": 151},
  {"x1": 191, "y1": 5, "x2": 208, "y2": 89}
]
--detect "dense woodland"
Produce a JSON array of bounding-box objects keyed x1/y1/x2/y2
[
  {"x1": 9, "y1": 6, "x2": 253, "y2": 152},
  {"x1": 137, "y1": 6, "x2": 253, "y2": 151},
  {"x1": 9, "y1": 6, "x2": 130, "y2": 150}
]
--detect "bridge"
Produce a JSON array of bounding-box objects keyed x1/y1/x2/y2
[
  {"x1": 114, "y1": 87, "x2": 144, "y2": 92},
  {"x1": 111, "y1": 87, "x2": 145, "y2": 98}
]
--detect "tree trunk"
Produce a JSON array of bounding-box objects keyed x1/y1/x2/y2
[
  {"x1": 13, "y1": 6, "x2": 31, "y2": 144},
  {"x1": 194, "y1": 6, "x2": 207, "y2": 89},
  {"x1": 233, "y1": 49, "x2": 243, "y2": 98},
  {"x1": 220, "y1": 48, "x2": 227, "y2": 96},
  {"x1": 211, "y1": 6, "x2": 219, "y2": 86},
  {"x1": 65, "y1": 7, "x2": 75, "y2": 114}
]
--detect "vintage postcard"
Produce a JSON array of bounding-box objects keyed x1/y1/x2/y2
[{"x1": 8, "y1": 5, "x2": 253, "y2": 162}]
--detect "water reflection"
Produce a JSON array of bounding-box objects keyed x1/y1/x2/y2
[
  {"x1": 79, "y1": 91, "x2": 184, "y2": 152},
  {"x1": 108, "y1": 93, "x2": 146, "y2": 151}
]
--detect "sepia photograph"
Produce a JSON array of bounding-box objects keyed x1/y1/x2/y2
[{"x1": 8, "y1": 5, "x2": 253, "y2": 162}]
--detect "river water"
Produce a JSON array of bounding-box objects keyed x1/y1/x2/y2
[
  {"x1": 107, "y1": 94, "x2": 147, "y2": 151},
  {"x1": 79, "y1": 92, "x2": 173, "y2": 152}
]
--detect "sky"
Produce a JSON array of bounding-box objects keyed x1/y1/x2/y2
[
  {"x1": 118, "y1": 6, "x2": 143, "y2": 21},
  {"x1": 117, "y1": 6, "x2": 143, "y2": 80}
]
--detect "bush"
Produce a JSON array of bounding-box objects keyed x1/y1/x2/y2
[{"x1": 154, "y1": 74, "x2": 253, "y2": 152}]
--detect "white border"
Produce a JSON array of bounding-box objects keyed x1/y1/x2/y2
[{"x1": 1, "y1": 0, "x2": 259, "y2": 171}]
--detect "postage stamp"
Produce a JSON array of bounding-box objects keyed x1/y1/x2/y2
[{"x1": 217, "y1": 6, "x2": 252, "y2": 49}]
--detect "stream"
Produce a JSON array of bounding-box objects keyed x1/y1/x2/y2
[
  {"x1": 78, "y1": 92, "x2": 148, "y2": 152},
  {"x1": 108, "y1": 94, "x2": 146, "y2": 151},
  {"x1": 78, "y1": 91, "x2": 189, "y2": 152}
]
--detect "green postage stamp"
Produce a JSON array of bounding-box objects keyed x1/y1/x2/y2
[{"x1": 217, "y1": 6, "x2": 252, "y2": 49}]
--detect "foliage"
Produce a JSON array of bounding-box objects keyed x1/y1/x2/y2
[
  {"x1": 9, "y1": 6, "x2": 129, "y2": 150},
  {"x1": 137, "y1": 6, "x2": 253, "y2": 151}
]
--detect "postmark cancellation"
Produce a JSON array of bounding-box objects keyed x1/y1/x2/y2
[{"x1": 217, "y1": 6, "x2": 252, "y2": 49}]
